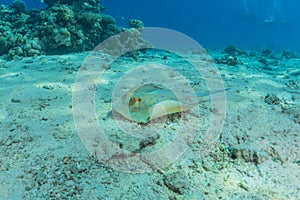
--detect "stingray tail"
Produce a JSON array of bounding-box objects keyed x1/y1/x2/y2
[{"x1": 194, "y1": 87, "x2": 231, "y2": 97}]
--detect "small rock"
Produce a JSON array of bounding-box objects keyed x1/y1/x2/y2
[
  {"x1": 42, "y1": 85, "x2": 55, "y2": 90},
  {"x1": 226, "y1": 145, "x2": 268, "y2": 165},
  {"x1": 28, "y1": 49, "x2": 40, "y2": 56},
  {"x1": 285, "y1": 80, "x2": 299, "y2": 89},
  {"x1": 163, "y1": 171, "x2": 190, "y2": 194},
  {"x1": 139, "y1": 135, "x2": 160, "y2": 150},
  {"x1": 11, "y1": 98, "x2": 21, "y2": 103},
  {"x1": 264, "y1": 93, "x2": 280, "y2": 105},
  {"x1": 215, "y1": 56, "x2": 238, "y2": 66}
]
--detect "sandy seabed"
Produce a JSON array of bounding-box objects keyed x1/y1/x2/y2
[{"x1": 0, "y1": 49, "x2": 299, "y2": 199}]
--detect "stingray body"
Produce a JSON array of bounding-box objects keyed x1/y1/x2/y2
[{"x1": 112, "y1": 83, "x2": 194, "y2": 123}]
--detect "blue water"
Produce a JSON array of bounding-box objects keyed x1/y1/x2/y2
[
  {"x1": 103, "y1": 0, "x2": 300, "y2": 50},
  {"x1": 1, "y1": 0, "x2": 300, "y2": 51}
]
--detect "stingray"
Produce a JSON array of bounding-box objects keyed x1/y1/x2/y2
[
  {"x1": 112, "y1": 83, "x2": 199, "y2": 123},
  {"x1": 112, "y1": 83, "x2": 230, "y2": 123}
]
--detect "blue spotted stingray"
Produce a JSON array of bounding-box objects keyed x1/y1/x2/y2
[{"x1": 112, "y1": 83, "x2": 195, "y2": 123}]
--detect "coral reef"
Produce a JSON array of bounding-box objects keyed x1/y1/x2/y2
[
  {"x1": 0, "y1": 0, "x2": 143, "y2": 59},
  {"x1": 129, "y1": 19, "x2": 144, "y2": 29},
  {"x1": 10, "y1": 0, "x2": 26, "y2": 14}
]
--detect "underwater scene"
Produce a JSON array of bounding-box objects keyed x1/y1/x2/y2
[{"x1": 0, "y1": 0, "x2": 299, "y2": 199}]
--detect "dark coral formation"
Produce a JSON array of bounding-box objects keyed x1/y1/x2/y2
[
  {"x1": 281, "y1": 50, "x2": 295, "y2": 59},
  {"x1": 10, "y1": 0, "x2": 27, "y2": 14},
  {"x1": 0, "y1": 0, "x2": 139, "y2": 59},
  {"x1": 264, "y1": 93, "x2": 281, "y2": 105},
  {"x1": 223, "y1": 45, "x2": 247, "y2": 56},
  {"x1": 261, "y1": 47, "x2": 275, "y2": 59},
  {"x1": 215, "y1": 55, "x2": 239, "y2": 66},
  {"x1": 226, "y1": 145, "x2": 268, "y2": 165},
  {"x1": 129, "y1": 19, "x2": 144, "y2": 29}
]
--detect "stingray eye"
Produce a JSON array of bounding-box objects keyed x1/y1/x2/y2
[
  {"x1": 129, "y1": 97, "x2": 136, "y2": 105},
  {"x1": 137, "y1": 97, "x2": 142, "y2": 102}
]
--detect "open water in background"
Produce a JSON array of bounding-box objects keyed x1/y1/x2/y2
[{"x1": 1, "y1": 0, "x2": 300, "y2": 50}]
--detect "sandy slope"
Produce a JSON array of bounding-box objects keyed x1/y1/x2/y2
[{"x1": 0, "y1": 49, "x2": 299, "y2": 199}]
